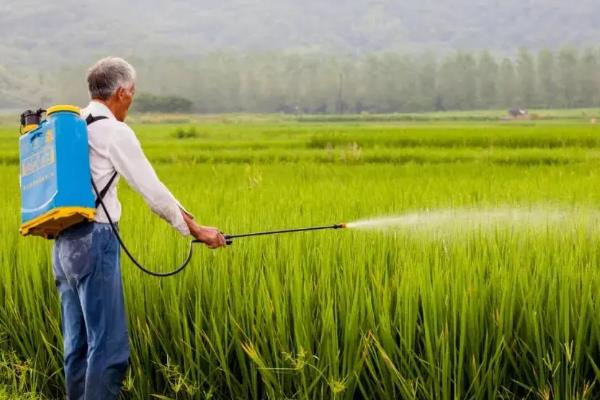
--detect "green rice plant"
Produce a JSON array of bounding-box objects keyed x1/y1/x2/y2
[{"x1": 2, "y1": 117, "x2": 600, "y2": 398}]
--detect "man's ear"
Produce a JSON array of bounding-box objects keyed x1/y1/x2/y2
[{"x1": 115, "y1": 87, "x2": 125, "y2": 100}]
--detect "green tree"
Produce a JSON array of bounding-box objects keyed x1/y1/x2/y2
[
  {"x1": 536, "y1": 49, "x2": 557, "y2": 108},
  {"x1": 556, "y1": 48, "x2": 579, "y2": 108},
  {"x1": 416, "y1": 53, "x2": 438, "y2": 111},
  {"x1": 436, "y1": 54, "x2": 461, "y2": 110},
  {"x1": 498, "y1": 58, "x2": 518, "y2": 107},
  {"x1": 477, "y1": 51, "x2": 498, "y2": 108},
  {"x1": 133, "y1": 93, "x2": 193, "y2": 113},
  {"x1": 395, "y1": 54, "x2": 420, "y2": 112},
  {"x1": 577, "y1": 49, "x2": 599, "y2": 106},
  {"x1": 455, "y1": 52, "x2": 478, "y2": 109},
  {"x1": 516, "y1": 48, "x2": 536, "y2": 107}
]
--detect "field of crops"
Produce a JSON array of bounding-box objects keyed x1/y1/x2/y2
[{"x1": 2, "y1": 115, "x2": 600, "y2": 399}]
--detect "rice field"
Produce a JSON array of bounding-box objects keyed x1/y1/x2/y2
[{"x1": 2, "y1": 116, "x2": 600, "y2": 399}]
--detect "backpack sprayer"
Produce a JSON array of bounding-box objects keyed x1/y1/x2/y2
[{"x1": 19, "y1": 105, "x2": 347, "y2": 277}]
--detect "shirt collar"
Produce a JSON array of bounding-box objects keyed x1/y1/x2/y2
[{"x1": 83, "y1": 100, "x2": 117, "y2": 120}]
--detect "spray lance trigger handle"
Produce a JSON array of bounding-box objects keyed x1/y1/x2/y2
[{"x1": 190, "y1": 233, "x2": 232, "y2": 246}]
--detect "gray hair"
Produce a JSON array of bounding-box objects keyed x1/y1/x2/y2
[{"x1": 86, "y1": 57, "x2": 136, "y2": 100}]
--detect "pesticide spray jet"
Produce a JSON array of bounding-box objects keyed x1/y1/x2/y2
[{"x1": 219, "y1": 206, "x2": 600, "y2": 245}]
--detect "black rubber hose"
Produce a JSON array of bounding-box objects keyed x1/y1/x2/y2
[{"x1": 92, "y1": 179, "x2": 195, "y2": 277}]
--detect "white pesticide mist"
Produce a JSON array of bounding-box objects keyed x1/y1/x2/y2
[{"x1": 345, "y1": 207, "x2": 600, "y2": 236}]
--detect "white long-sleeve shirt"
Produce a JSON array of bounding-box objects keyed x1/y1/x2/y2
[{"x1": 82, "y1": 101, "x2": 190, "y2": 236}]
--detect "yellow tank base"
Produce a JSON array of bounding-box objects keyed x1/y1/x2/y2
[
  {"x1": 20, "y1": 124, "x2": 39, "y2": 135},
  {"x1": 20, "y1": 207, "x2": 96, "y2": 239}
]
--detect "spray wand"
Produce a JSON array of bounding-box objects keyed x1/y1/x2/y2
[{"x1": 202, "y1": 223, "x2": 347, "y2": 245}]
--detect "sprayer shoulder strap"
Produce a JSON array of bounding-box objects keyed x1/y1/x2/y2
[
  {"x1": 93, "y1": 172, "x2": 118, "y2": 208},
  {"x1": 86, "y1": 114, "x2": 117, "y2": 208},
  {"x1": 85, "y1": 114, "x2": 108, "y2": 125}
]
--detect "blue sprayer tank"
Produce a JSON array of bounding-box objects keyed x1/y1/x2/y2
[{"x1": 19, "y1": 105, "x2": 96, "y2": 239}]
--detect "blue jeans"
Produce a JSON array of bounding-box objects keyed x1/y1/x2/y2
[{"x1": 52, "y1": 222, "x2": 129, "y2": 400}]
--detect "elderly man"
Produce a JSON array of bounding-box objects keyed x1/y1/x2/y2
[{"x1": 51, "y1": 57, "x2": 226, "y2": 399}]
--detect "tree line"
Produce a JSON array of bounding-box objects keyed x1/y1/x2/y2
[{"x1": 4, "y1": 48, "x2": 600, "y2": 113}]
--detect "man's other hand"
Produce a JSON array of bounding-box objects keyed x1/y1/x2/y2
[
  {"x1": 181, "y1": 211, "x2": 227, "y2": 248},
  {"x1": 192, "y1": 225, "x2": 227, "y2": 248}
]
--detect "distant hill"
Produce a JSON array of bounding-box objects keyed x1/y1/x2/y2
[
  {"x1": 2, "y1": 0, "x2": 600, "y2": 66},
  {"x1": 3, "y1": 1, "x2": 600, "y2": 112}
]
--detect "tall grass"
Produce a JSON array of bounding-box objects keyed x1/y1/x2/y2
[{"x1": 2, "y1": 119, "x2": 600, "y2": 398}]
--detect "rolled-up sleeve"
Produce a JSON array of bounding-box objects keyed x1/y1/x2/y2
[{"x1": 108, "y1": 124, "x2": 190, "y2": 236}]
